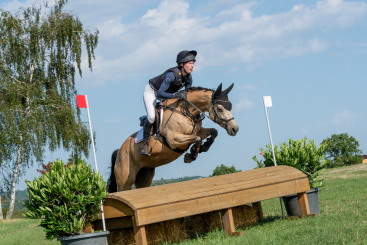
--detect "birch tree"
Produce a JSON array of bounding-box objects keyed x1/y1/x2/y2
[{"x1": 0, "y1": 0, "x2": 98, "y2": 219}]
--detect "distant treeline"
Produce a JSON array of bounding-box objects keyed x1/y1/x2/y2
[{"x1": 150, "y1": 176, "x2": 203, "y2": 186}]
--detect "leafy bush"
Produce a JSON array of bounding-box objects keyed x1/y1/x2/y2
[
  {"x1": 23, "y1": 159, "x2": 108, "y2": 240},
  {"x1": 252, "y1": 137, "x2": 326, "y2": 189},
  {"x1": 321, "y1": 133, "x2": 363, "y2": 168},
  {"x1": 210, "y1": 164, "x2": 241, "y2": 177}
]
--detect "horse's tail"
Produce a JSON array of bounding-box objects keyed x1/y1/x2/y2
[{"x1": 106, "y1": 149, "x2": 119, "y2": 193}]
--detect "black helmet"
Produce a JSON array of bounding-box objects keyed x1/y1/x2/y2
[{"x1": 176, "y1": 50, "x2": 197, "y2": 65}]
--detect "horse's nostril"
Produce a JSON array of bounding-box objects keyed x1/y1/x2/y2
[{"x1": 232, "y1": 128, "x2": 236, "y2": 134}]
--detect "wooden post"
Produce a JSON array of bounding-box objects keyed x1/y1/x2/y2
[
  {"x1": 297, "y1": 192, "x2": 310, "y2": 217},
  {"x1": 222, "y1": 208, "x2": 243, "y2": 237},
  {"x1": 132, "y1": 216, "x2": 147, "y2": 245},
  {"x1": 252, "y1": 202, "x2": 264, "y2": 221}
]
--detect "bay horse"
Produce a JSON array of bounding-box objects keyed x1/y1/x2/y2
[{"x1": 107, "y1": 83, "x2": 239, "y2": 192}]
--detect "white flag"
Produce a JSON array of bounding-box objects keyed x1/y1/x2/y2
[{"x1": 263, "y1": 96, "x2": 272, "y2": 107}]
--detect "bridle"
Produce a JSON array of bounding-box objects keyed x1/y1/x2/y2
[
  {"x1": 211, "y1": 100, "x2": 235, "y2": 127},
  {"x1": 175, "y1": 92, "x2": 235, "y2": 129}
]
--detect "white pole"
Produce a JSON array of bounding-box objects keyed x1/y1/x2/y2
[
  {"x1": 262, "y1": 96, "x2": 284, "y2": 218},
  {"x1": 85, "y1": 95, "x2": 106, "y2": 232},
  {"x1": 263, "y1": 97, "x2": 277, "y2": 166}
]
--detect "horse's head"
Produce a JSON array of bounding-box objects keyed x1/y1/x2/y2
[{"x1": 209, "y1": 83, "x2": 239, "y2": 136}]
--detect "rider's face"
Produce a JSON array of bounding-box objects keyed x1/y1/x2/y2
[{"x1": 182, "y1": 61, "x2": 194, "y2": 74}]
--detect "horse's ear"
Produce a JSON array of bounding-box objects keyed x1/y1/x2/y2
[
  {"x1": 223, "y1": 83, "x2": 234, "y2": 94},
  {"x1": 214, "y1": 83, "x2": 222, "y2": 98}
]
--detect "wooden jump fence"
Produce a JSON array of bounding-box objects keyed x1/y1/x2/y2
[{"x1": 86, "y1": 165, "x2": 315, "y2": 245}]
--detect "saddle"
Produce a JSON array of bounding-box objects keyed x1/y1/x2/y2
[{"x1": 139, "y1": 102, "x2": 163, "y2": 135}]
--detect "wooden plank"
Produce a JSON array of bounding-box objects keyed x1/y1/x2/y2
[
  {"x1": 94, "y1": 216, "x2": 133, "y2": 231},
  {"x1": 121, "y1": 172, "x2": 308, "y2": 210},
  {"x1": 133, "y1": 216, "x2": 147, "y2": 245},
  {"x1": 297, "y1": 192, "x2": 310, "y2": 217},
  {"x1": 112, "y1": 166, "x2": 295, "y2": 201},
  {"x1": 252, "y1": 202, "x2": 263, "y2": 221},
  {"x1": 222, "y1": 208, "x2": 244, "y2": 237},
  {"x1": 97, "y1": 198, "x2": 134, "y2": 219},
  {"x1": 283, "y1": 213, "x2": 318, "y2": 220},
  {"x1": 135, "y1": 178, "x2": 310, "y2": 226},
  {"x1": 133, "y1": 169, "x2": 302, "y2": 202}
]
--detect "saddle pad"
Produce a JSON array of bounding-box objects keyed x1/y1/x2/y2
[{"x1": 135, "y1": 102, "x2": 163, "y2": 144}]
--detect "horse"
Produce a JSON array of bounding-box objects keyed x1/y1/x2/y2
[{"x1": 106, "y1": 83, "x2": 239, "y2": 192}]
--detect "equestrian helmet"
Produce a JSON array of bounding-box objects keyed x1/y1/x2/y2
[{"x1": 176, "y1": 50, "x2": 197, "y2": 65}]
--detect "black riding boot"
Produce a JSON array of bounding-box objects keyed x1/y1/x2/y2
[{"x1": 140, "y1": 120, "x2": 154, "y2": 156}]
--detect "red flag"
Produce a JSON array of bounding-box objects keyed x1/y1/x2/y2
[
  {"x1": 76, "y1": 95, "x2": 87, "y2": 108},
  {"x1": 260, "y1": 152, "x2": 263, "y2": 156}
]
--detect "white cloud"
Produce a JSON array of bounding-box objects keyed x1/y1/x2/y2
[
  {"x1": 235, "y1": 97, "x2": 255, "y2": 111},
  {"x1": 332, "y1": 110, "x2": 355, "y2": 125},
  {"x1": 2, "y1": 0, "x2": 367, "y2": 86}
]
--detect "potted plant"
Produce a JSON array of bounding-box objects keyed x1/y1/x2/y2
[
  {"x1": 253, "y1": 137, "x2": 326, "y2": 216},
  {"x1": 24, "y1": 159, "x2": 109, "y2": 244}
]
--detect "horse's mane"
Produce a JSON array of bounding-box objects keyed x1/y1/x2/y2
[{"x1": 186, "y1": 86, "x2": 214, "y2": 92}]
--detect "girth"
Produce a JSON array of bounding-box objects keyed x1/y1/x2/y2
[{"x1": 155, "y1": 134, "x2": 190, "y2": 154}]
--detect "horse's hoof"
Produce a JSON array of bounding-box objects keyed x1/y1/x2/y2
[{"x1": 184, "y1": 153, "x2": 195, "y2": 163}]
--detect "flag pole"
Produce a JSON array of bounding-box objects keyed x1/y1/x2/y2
[
  {"x1": 262, "y1": 96, "x2": 285, "y2": 218},
  {"x1": 85, "y1": 95, "x2": 107, "y2": 231}
]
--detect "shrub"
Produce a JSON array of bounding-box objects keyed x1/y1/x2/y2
[
  {"x1": 23, "y1": 159, "x2": 108, "y2": 240},
  {"x1": 252, "y1": 137, "x2": 326, "y2": 189},
  {"x1": 210, "y1": 164, "x2": 241, "y2": 177}
]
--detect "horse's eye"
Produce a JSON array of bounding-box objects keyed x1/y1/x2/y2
[{"x1": 218, "y1": 108, "x2": 223, "y2": 112}]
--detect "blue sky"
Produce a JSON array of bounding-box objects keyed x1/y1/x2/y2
[{"x1": 1, "y1": 0, "x2": 367, "y2": 190}]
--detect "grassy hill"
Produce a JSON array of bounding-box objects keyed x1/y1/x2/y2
[{"x1": 0, "y1": 164, "x2": 366, "y2": 244}]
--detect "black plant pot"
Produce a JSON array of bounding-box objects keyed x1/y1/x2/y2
[
  {"x1": 282, "y1": 188, "x2": 320, "y2": 216},
  {"x1": 58, "y1": 231, "x2": 109, "y2": 245}
]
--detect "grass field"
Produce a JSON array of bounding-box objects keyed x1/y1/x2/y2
[{"x1": 0, "y1": 164, "x2": 366, "y2": 245}]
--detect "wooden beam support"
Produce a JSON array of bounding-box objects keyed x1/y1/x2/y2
[
  {"x1": 252, "y1": 202, "x2": 264, "y2": 221},
  {"x1": 297, "y1": 192, "x2": 310, "y2": 217},
  {"x1": 222, "y1": 208, "x2": 244, "y2": 237},
  {"x1": 132, "y1": 215, "x2": 147, "y2": 245}
]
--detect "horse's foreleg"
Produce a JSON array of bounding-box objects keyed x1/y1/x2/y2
[
  {"x1": 197, "y1": 128, "x2": 218, "y2": 153},
  {"x1": 167, "y1": 134, "x2": 202, "y2": 163}
]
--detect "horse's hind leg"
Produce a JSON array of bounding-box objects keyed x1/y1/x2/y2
[
  {"x1": 114, "y1": 144, "x2": 140, "y2": 191},
  {"x1": 134, "y1": 167, "x2": 155, "y2": 189}
]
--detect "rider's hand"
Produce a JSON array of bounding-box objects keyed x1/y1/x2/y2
[{"x1": 175, "y1": 91, "x2": 186, "y2": 100}]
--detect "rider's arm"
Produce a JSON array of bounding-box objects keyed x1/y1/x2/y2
[
  {"x1": 157, "y1": 72, "x2": 176, "y2": 99},
  {"x1": 185, "y1": 77, "x2": 193, "y2": 89}
]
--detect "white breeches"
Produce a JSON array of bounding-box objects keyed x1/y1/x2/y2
[{"x1": 143, "y1": 84, "x2": 158, "y2": 123}]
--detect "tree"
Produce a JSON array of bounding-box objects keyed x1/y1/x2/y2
[
  {"x1": 210, "y1": 164, "x2": 241, "y2": 177},
  {"x1": 0, "y1": 0, "x2": 98, "y2": 219},
  {"x1": 321, "y1": 133, "x2": 363, "y2": 168}
]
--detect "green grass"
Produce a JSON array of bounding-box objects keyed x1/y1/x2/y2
[
  {"x1": 1, "y1": 164, "x2": 366, "y2": 245},
  {"x1": 0, "y1": 219, "x2": 58, "y2": 245}
]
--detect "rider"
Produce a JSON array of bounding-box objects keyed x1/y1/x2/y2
[{"x1": 140, "y1": 50, "x2": 197, "y2": 156}]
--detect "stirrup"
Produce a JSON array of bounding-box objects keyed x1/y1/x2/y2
[{"x1": 140, "y1": 141, "x2": 151, "y2": 156}]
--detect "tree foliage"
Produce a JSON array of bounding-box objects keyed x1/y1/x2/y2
[
  {"x1": 210, "y1": 164, "x2": 241, "y2": 177},
  {"x1": 0, "y1": 0, "x2": 98, "y2": 219},
  {"x1": 321, "y1": 133, "x2": 363, "y2": 168}
]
